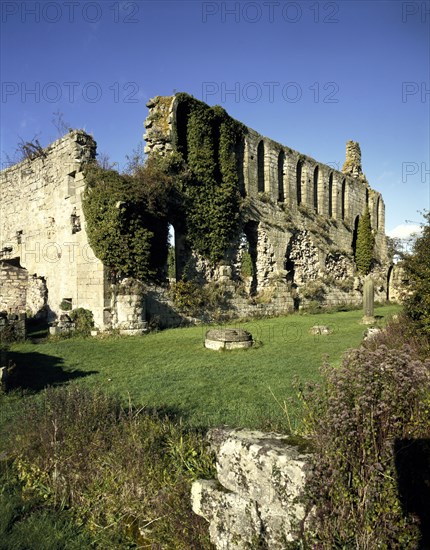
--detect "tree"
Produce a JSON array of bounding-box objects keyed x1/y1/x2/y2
[
  {"x1": 403, "y1": 212, "x2": 430, "y2": 339},
  {"x1": 355, "y1": 207, "x2": 375, "y2": 275}
]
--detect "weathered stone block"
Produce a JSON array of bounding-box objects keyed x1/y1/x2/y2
[{"x1": 192, "y1": 428, "x2": 313, "y2": 549}]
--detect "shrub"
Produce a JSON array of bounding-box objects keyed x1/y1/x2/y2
[
  {"x1": 69, "y1": 308, "x2": 94, "y2": 336},
  {"x1": 300, "y1": 337, "x2": 430, "y2": 548},
  {"x1": 240, "y1": 250, "x2": 254, "y2": 279},
  {"x1": 59, "y1": 299, "x2": 72, "y2": 311},
  {"x1": 301, "y1": 280, "x2": 326, "y2": 301},
  {"x1": 171, "y1": 280, "x2": 231, "y2": 320},
  {"x1": 403, "y1": 212, "x2": 430, "y2": 341}
]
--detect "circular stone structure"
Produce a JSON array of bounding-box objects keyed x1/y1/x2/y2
[{"x1": 205, "y1": 329, "x2": 253, "y2": 351}]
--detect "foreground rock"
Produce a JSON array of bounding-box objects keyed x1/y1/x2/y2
[{"x1": 191, "y1": 428, "x2": 313, "y2": 549}]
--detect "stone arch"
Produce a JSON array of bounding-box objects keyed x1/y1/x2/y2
[
  {"x1": 341, "y1": 179, "x2": 346, "y2": 220},
  {"x1": 236, "y1": 135, "x2": 246, "y2": 197},
  {"x1": 243, "y1": 221, "x2": 258, "y2": 295},
  {"x1": 376, "y1": 196, "x2": 380, "y2": 229},
  {"x1": 352, "y1": 215, "x2": 360, "y2": 257},
  {"x1": 278, "y1": 150, "x2": 285, "y2": 202},
  {"x1": 313, "y1": 166, "x2": 319, "y2": 212},
  {"x1": 296, "y1": 159, "x2": 303, "y2": 205},
  {"x1": 387, "y1": 264, "x2": 393, "y2": 301},
  {"x1": 257, "y1": 140, "x2": 265, "y2": 193},
  {"x1": 175, "y1": 99, "x2": 189, "y2": 162},
  {"x1": 328, "y1": 172, "x2": 333, "y2": 217}
]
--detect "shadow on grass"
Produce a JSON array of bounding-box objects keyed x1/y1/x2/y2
[
  {"x1": 395, "y1": 438, "x2": 430, "y2": 549},
  {"x1": 3, "y1": 350, "x2": 97, "y2": 393}
]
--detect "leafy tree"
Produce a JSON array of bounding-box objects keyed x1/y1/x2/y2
[
  {"x1": 403, "y1": 212, "x2": 430, "y2": 339},
  {"x1": 355, "y1": 206, "x2": 375, "y2": 275}
]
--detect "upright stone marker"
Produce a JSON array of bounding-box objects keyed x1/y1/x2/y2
[{"x1": 362, "y1": 275, "x2": 375, "y2": 324}]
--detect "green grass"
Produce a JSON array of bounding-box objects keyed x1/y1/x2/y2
[{"x1": 4, "y1": 304, "x2": 400, "y2": 431}]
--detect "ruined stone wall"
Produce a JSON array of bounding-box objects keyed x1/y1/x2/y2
[
  {"x1": 0, "y1": 132, "x2": 108, "y2": 328},
  {"x1": 0, "y1": 260, "x2": 47, "y2": 317},
  {"x1": 0, "y1": 261, "x2": 28, "y2": 313},
  {"x1": 144, "y1": 94, "x2": 389, "y2": 312}
]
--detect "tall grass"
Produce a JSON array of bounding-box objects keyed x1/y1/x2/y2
[{"x1": 1, "y1": 386, "x2": 214, "y2": 549}]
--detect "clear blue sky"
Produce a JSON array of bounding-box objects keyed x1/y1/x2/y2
[{"x1": 1, "y1": 0, "x2": 429, "y2": 236}]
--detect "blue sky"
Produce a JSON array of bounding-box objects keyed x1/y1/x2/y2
[{"x1": 1, "y1": 0, "x2": 429, "y2": 236}]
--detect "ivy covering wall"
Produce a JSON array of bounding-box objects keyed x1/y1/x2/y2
[
  {"x1": 82, "y1": 95, "x2": 246, "y2": 281},
  {"x1": 82, "y1": 161, "x2": 171, "y2": 281},
  {"x1": 174, "y1": 93, "x2": 246, "y2": 264}
]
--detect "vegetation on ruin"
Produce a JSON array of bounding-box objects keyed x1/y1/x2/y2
[
  {"x1": 176, "y1": 94, "x2": 245, "y2": 264},
  {"x1": 170, "y1": 280, "x2": 232, "y2": 319},
  {"x1": 83, "y1": 94, "x2": 247, "y2": 281},
  {"x1": 403, "y1": 211, "x2": 430, "y2": 342},
  {"x1": 82, "y1": 156, "x2": 174, "y2": 281},
  {"x1": 354, "y1": 206, "x2": 375, "y2": 275},
  {"x1": 69, "y1": 308, "x2": 94, "y2": 337}
]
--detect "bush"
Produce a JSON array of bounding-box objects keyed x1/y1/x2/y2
[
  {"x1": 301, "y1": 280, "x2": 326, "y2": 301},
  {"x1": 5, "y1": 386, "x2": 214, "y2": 549},
  {"x1": 69, "y1": 308, "x2": 94, "y2": 336},
  {"x1": 300, "y1": 336, "x2": 430, "y2": 548},
  {"x1": 171, "y1": 280, "x2": 231, "y2": 318},
  {"x1": 59, "y1": 299, "x2": 72, "y2": 311},
  {"x1": 403, "y1": 212, "x2": 430, "y2": 341}
]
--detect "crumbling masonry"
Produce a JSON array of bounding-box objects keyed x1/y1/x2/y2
[{"x1": 0, "y1": 94, "x2": 389, "y2": 330}]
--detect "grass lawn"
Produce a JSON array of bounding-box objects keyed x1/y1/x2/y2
[{"x1": 4, "y1": 304, "x2": 400, "y2": 431}]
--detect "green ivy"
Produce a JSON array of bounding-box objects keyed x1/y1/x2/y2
[
  {"x1": 174, "y1": 94, "x2": 245, "y2": 265},
  {"x1": 355, "y1": 206, "x2": 375, "y2": 275},
  {"x1": 83, "y1": 95, "x2": 246, "y2": 281},
  {"x1": 82, "y1": 166, "x2": 153, "y2": 280},
  {"x1": 82, "y1": 162, "x2": 170, "y2": 281}
]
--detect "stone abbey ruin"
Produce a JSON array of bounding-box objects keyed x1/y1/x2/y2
[{"x1": 0, "y1": 93, "x2": 390, "y2": 331}]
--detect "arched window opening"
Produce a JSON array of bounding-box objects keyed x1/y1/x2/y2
[
  {"x1": 313, "y1": 166, "x2": 319, "y2": 212},
  {"x1": 387, "y1": 265, "x2": 393, "y2": 301},
  {"x1": 328, "y1": 173, "x2": 333, "y2": 217},
  {"x1": 167, "y1": 223, "x2": 176, "y2": 282},
  {"x1": 243, "y1": 222, "x2": 258, "y2": 296},
  {"x1": 296, "y1": 160, "x2": 303, "y2": 205},
  {"x1": 352, "y1": 215, "x2": 360, "y2": 257},
  {"x1": 257, "y1": 141, "x2": 265, "y2": 193},
  {"x1": 175, "y1": 101, "x2": 189, "y2": 162},
  {"x1": 341, "y1": 179, "x2": 346, "y2": 220},
  {"x1": 278, "y1": 150, "x2": 285, "y2": 202},
  {"x1": 376, "y1": 196, "x2": 380, "y2": 229}
]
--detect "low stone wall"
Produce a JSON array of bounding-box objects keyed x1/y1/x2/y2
[{"x1": 191, "y1": 428, "x2": 312, "y2": 549}]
